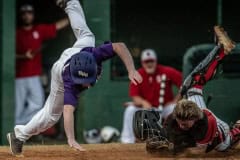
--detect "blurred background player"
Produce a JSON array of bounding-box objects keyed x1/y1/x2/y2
[
  {"x1": 15, "y1": 4, "x2": 69, "y2": 125},
  {"x1": 121, "y1": 49, "x2": 182, "y2": 143},
  {"x1": 7, "y1": 0, "x2": 142, "y2": 156}
]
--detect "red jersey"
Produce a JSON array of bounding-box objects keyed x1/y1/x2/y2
[
  {"x1": 129, "y1": 65, "x2": 182, "y2": 107},
  {"x1": 165, "y1": 109, "x2": 219, "y2": 150},
  {"x1": 196, "y1": 109, "x2": 217, "y2": 145},
  {"x1": 16, "y1": 24, "x2": 57, "y2": 78}
]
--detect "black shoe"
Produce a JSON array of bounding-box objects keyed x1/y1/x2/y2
[
  {"x1": 56, "y1": 0, "x2": 70, "y2": 9},
  {"x1": 7, "y1": 132, "x2": 24, "y2": 156}
]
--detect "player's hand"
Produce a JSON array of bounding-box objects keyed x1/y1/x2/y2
[
  {"x1": 129, "y1": 70, "x2": 142, "y2": 85},
  {"x1": 142, "y1": 100, "x2": 152, "y2": 109},
  {"x1": 25, "y1": 49, "x2": 34, "y2": 59},
  {"x1": 68, "y1": 139, "x2": 86, "y2": 152}
]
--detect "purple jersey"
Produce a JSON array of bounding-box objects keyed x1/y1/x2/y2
[{"x1": 62, "y1": 42, "x2": 115, "y2": 106}]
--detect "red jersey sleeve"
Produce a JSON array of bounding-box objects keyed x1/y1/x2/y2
[
  {"x1": 166, "y1": 67, "x2": 182, "y2": 88},
  {"x1": 37, "y1": 24, "x2": 57, "y2": 41}
]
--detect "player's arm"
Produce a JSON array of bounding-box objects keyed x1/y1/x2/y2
[
  {"x1": 56, "y1": 18, "x2": 69, "y2": 31},
  {"x1": 132, "y1": 96, "x2": 152, "y2": 109},
  {"x1": 16, "y1": 54, "x2": 27, "y2": 59},
  {"x1": 172, "y1": 70, "x2": 183, "y2": 103},
  {"x1": 16, "y1": 49, "x2": 34, "y2": 59},
  {"x1": 167, "y1": 67, "x2": 183, "y2": 103},
  {"x1": 129, "y1": 79, "x2": 151, "y2": 108},
  {"x1": 39, "y1": 19, "x2": 68, "y2": 41},
  {"x1": 63, "y1": 105, "x2": 85, "y2": 151},
  {"x1": 112, "y1": 42, "x2": 142, "y2": 85},
  {"x1": 173, "y1": 93, "x2": 182, "y2": 103}
]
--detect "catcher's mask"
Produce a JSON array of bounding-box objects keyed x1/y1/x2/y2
[{"x1": 133, "y1": 109, "x2": 167, "y2": 141}]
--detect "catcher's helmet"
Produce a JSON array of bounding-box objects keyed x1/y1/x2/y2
[
  {"x1": 133, "y1": 110, "x2": 167, "y2": 141},
  {"x1": 70, "y1": 51, "x2": 97, "y2": 85}
]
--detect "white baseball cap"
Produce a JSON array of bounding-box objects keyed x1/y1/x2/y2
[
  {"x1": 141, "y1": 49, "x2": 157, "y2": 62},
  {"x1": 20, "y1": 4, "x2": 34, "y2": 12}
]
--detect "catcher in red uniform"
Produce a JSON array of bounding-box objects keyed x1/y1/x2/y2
[{"x1": 133, "y1": 26, "x2": 240, "y2": 154}]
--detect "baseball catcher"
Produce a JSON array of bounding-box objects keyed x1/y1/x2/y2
[
  {"x1": 133, "y1": 26, "x2": 240, "y2": 154},
  {"x1": 7, "y1": 0, "x2": 142, "y2": 156}
]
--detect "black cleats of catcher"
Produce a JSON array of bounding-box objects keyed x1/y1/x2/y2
[{"x1": 7, "y1": 132, "x2": 24, "y2": 156}]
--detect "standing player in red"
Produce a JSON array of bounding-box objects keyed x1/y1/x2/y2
[
  {"x1": 121, "y1": 49, "x2": 182, "y2": 143},
  {"x1": 16, "y1": 4, "x2": 69, "y2": 125}
]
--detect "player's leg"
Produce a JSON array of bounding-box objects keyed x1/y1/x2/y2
[
  {"x1": 183, "y1": 27, "x2": 238, "y2": 151},
  {"x1": 15, "y1": 78, "x2": 28, "y2": 125},
  {"x1": 213, "y1": 117, "x2": 231, "y2": 151},
  {"x1": 22, "y1": 76, "x2": 44, "y2": 124},
  {"x1": 183, "y1": 26, "x2": 235, "y2": 108},
  {"x1": 7, "y1": 61, "x2": 64, "y2": 155},
  {"x1": 185, "y1": 46, "x2": 224, "y2": 108},
  {"x1": 14, "y1": 62, "x2": 64, "y2": 140},
  {"x1": 121, "y1": 105, "x2": 140, "y2": 143},
  {"x1": 64, "y1": 0, "x2": 95, "y2": 48},
  {"x1": 211, "y1": 116, "x2": 240, "y2": 152}
]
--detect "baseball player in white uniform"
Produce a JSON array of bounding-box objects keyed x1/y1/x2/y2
[{"x1": 7, "y1": 0, "x2": 142, "y2": 156}]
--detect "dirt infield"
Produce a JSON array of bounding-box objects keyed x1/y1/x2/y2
[{"x1": 0, "y1": 143, "x2": 239, "y2": 160}]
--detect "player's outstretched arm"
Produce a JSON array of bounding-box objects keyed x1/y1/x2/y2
[
  {"x1": 112, "y1": 42, "x2": 143, "y2": 85},
  {"x1": 63, "y1": 105, "x2": 86, "y2": 151},
  {"x1": 55, "y1": 18, "x2": 69, "y2": 31},
  {"x1": 132, "y1": 96, "x2": 152, "y2": 109}
]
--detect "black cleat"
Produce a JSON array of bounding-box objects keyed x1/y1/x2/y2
[{"x1": 7, "y1": 132, "x2": 24, "y2": 156}]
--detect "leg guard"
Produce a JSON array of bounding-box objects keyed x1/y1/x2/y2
[{"x1": 181, "y1": 45, "x2": 225, "y2": 96}]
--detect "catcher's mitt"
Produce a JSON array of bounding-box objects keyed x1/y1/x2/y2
[
  {"x1": 132, "y1": 110, "x2": 176, "y2": 153},
  {"x1": 146, "y1": 135, "x2": 174, "y2": 154}
]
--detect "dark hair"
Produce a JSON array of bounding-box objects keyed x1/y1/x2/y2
[{"x1": 172, "y1": 99, "x2": 203, "y2": 120}]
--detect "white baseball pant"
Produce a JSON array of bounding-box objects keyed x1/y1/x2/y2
[
  {"x1": 15, "y1": 76, "x2": 44, "y2": 125},
  {"x1": 15, "y1": 0, "x2": 95, "y2": 142}
]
